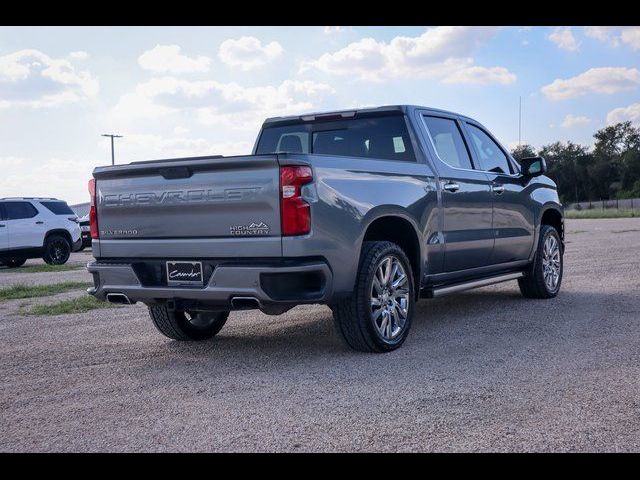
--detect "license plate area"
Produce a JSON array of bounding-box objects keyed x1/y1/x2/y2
[{"x1": 166, "y1": 261, "x2": 204, "y2": 286}]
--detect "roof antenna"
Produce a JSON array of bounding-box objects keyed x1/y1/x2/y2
[{"x1": 518, "y1": 96, "x2": 522, "y2": 147}]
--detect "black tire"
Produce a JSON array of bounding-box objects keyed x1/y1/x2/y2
[
  {"x1": 332, "y1": 241, "x2": 415, "y2": 353},
  {"x1": 519, "y1": 224, "x2": 563, "y2": 299},
  {"x1": 42, "y1": 234, "x2": 71, "y2": 265},
  {"x1": 148, "y1": 304, "x2": 229, "y2": 341},
  {"x1": 2, "y1": 257, "x2": 27, "y2": 268}
]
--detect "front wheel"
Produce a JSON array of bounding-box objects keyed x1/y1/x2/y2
[
  {"x1": 148, "y1": 304, "x2": 229, "y2": 341},
  {"x1": 332, "y1": 241, "x2": 415, "y2": 353},
  {"x1": 42, "y1": 235, "x2": 71, "y2": 265},
  {"x1": 518, "y1": 225, "x2": 563, "y2": 299}
]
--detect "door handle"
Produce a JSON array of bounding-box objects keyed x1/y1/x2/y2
[
  {"x1": 0, "y1": 224, "x2": 5, "y2": 227},
  {"x1": 35, "y1": 221, "x2": 44, "y2": 224},
  {"x1": 442, "y1": 182, "x2": 460, "y2": 193},
  {"x1": 492, "y1": 185, "x2": 505, "y2": 194}
]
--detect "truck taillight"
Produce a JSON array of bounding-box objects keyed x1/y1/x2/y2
[
  {"x1": 280, "y1": 166, "x2": 313, "y2": 236},
  {"x1": 88, "y1": 178, "x2": 99, "y2": 239}
]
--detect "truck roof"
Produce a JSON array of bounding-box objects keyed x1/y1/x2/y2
[{"x1": 262, "y1": 104, "x2": 473, "y2": 127}]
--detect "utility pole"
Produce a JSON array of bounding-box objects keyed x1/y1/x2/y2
[
  {"x1": 518, "y1": 96, "x2": 522, "y2": 147},
  {"x1": 101, "y1": 134, "x2": 122, "y2": 166}
]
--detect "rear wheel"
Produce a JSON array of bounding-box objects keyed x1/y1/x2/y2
[
  {"x1": 1, "y1": 257, "x2": 27, "y2": 268},
  {"x1": 42, "y1": 235, "x2": 71, "y2": 265},
  {"x1": 148, "y1": 304, "x2": 229, "y2": 341},
  {"x1": 519, "y1": 225, "x2": 563, "y2": 299},
  {"x1": 332, "y1": 241, "x2": 415, "y2": 353}
]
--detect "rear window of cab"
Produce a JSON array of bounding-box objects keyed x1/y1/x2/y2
[{"x1": 256, "y1": 115, "x2": 416, "y2": 162}]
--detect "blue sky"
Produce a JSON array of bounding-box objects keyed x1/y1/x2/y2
[{"x1": 1, "y1": 26, "x2": 639, "y2": 203}]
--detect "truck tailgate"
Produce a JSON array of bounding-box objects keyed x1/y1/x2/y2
[{"x1": 93, "y1": 155, "x2": 282, "y2": 258}]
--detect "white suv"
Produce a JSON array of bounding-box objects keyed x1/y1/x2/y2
[{"x1": 0, "y1": 198, "x2": 82, "y2": 268}]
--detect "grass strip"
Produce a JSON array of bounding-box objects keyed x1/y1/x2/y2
[
  {"x1": 1, "y1": 264, "x2": 84, "y2": 273},
  {"x1": 21, "y1": 295, "x2": 121, "y2": 316},
  {"x1": 0, "y1": 281, "x2": 90, "y2": 302},
  {"x1": 566, "y1": 209, "x2": 637, "y2": 219}
]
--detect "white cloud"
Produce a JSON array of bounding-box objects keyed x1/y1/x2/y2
[
  {"x1": 131, "y1": 77, "x2": 332, "y2": 112},
  {"x1": 0, "y1": 156, "x2": 96, "y2": 204},
  {"x1": 584, "y1": 26, "x2": 619, "y2": 46},
  {"x1": 301, "y1": 26, "x2": 514, "y2": 85},
  {"x1": 69, "y1": 51, "x2": 89, "y2": 60},
  {"x1": 548, "y1": 27, "x2": 581, "y2": 51},
  {"x1": 110, "y1": 90, "x2": 175, "y2": 123},
  {"x1": 560, "y1": 114, "x2": 591, "y2": 128},
  {"x1": 0, "y1": 49, "x2": 98, "y2": 108},
  {"x1": 218, "y1": 37, "x2": 283, "y2": 70},
  {"x1": 621, "y1": 28, "x2": 640, "y2": 49},
  {"x1": 324, "y1": 27, "x2": 349, "y2": 34},
  {"x1": 110, "y1": 77, "x2": 334, "y2": 132},
  {"x1": 0, "y1": 156, "x2": 26, "y2": 168},
  {"x1": 541, "y1": 67, "x2": 640, "y2": 100},
  {"x1": 121, "y1": 133, "x2": 252, "y2": 159},
  {"x1": 607, "y1": 102, "x2": 640, "y2": 125},
  {"x1": 138, "y1": 45, "x2": 211, "y2": 73},
  {"x1": 441, "y1": 65, "x2": 516, "y2": 85},
  {"x1": 584, "y1": 27, "x2": 640, "y2": 49}
]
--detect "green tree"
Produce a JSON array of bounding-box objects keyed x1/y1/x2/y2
[
  {"x1": 538, "y1": 141, "x2": 593, "y2": 203},
  {"x1": 511, "y1": 144, "x2": 537, "y2": 161},
  {"x1": 591, "y1": 121, "x2": 640, "y2": 198}
]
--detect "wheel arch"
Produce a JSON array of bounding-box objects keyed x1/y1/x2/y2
[
  {"x1": 43, "y1": 229, "x2": 73, "y2": 247},
  {"x1": 539, "y1": 205, "x2": 564, "y2": 242},
  {"x1": 359, "y1": 211, "x2": 423, "y2": 295}
]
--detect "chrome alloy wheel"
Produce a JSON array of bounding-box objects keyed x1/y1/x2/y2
[
  {"x1": 542, "y1": 235, "x2": 561, "y2": 291},
  {"x1": 370, "y1": 255, "x2": 410, "y2": 340}
]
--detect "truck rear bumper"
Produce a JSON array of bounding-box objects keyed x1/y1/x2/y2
[{"x1": 87, "y1": 259, "x2": 333, "y2": 311}]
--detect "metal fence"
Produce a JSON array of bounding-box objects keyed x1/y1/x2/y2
[{"x1": 566, "y1": 198, "x2": 639, "y2": 211}]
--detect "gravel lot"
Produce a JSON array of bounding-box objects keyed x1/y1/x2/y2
[{"x1": 1, "y1": 218, "x2": 640, "y2": 452}]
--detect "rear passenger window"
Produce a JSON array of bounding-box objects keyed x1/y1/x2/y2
[
  {"x1": 423, "y1": 116, "x2": 473, "y2": 170},
  {"x1": 4, "y1": 202, "x2": 38, "y2": 220},
  {"x1": 467, "y1": 124, "x2": 512, "y2": 174},
  {"x1": 40, "y1": 201, "x2": 75, "y2": 215}
]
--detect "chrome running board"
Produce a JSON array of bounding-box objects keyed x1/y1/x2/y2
[{"x1": 428, "y1": 272, "x2": 524, "y2": 298}]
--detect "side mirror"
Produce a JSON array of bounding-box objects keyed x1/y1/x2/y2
[{"x1": 520, "y1": 156, "x2": 546, "y2": 177}]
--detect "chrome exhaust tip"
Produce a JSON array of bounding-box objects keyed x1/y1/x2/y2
[
  {"x1": 230, "y1": 296, "x2": 261, "y2": 310},
  {"x1": 106, "y1": 293, "x2": 134, "y2": 305}
]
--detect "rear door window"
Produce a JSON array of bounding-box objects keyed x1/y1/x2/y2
[{"x1": 423, "y1": 116, "x2": 474, "y2": 170}]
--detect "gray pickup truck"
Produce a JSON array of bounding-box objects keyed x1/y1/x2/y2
[{"x1": 87, "y1": 105, "x2": 564, "y2": 352}]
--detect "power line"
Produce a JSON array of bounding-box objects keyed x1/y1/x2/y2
[{"x1": 101, "y1": 134, "x2": 123, "y2": 166}]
